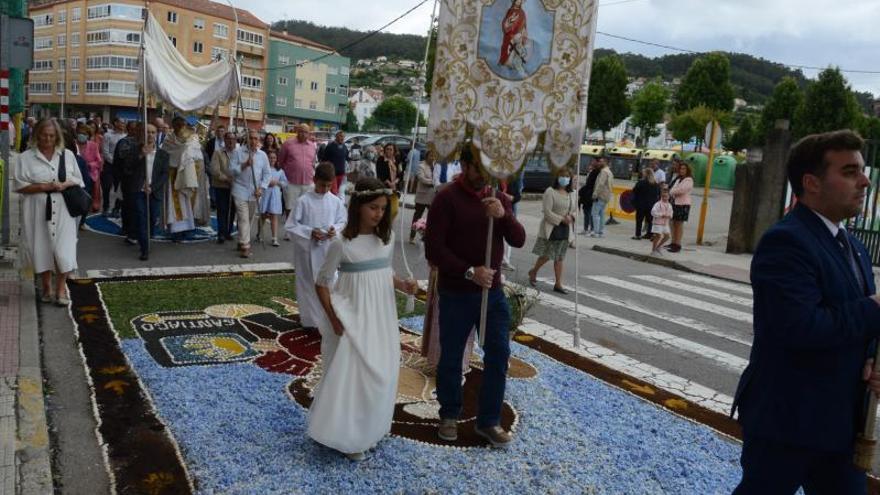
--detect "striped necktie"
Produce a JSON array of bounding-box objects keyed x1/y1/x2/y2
[{"x1": 836, "y1": 229, "x2": 866, "y2": 293}]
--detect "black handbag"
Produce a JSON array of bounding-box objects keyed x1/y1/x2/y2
[
  {"x1": 548, "y1": 196, "x2": 572, "y2": 241},
  {"x1": 56, "y1": 150, "x2": 92, "y2": 218}
]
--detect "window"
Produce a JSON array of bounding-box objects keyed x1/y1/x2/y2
[
  {"x1": 213, "y1": 23, "x2": 228, "y2": 39},
  {"x1": 338, "y1": 84, "x2": 348, "y2": 93},
  {"x1": 211, "y1": 47, "x2": 228, "y2": 61},
  {"x1": 56, "y1": 81, "x2": 65, "y2": 94},
  {"x1": 29, "y1": 82, "x2": 52, "y2": 94},
  {"x1": 310, "y1": 81, "x2": 319, "y2": 91},
  {"x1": 88, "y1": 4, "x2": 142, "y2": 21},
  {"x1": 85, "y1": 80, "x2": 138, "y2": 97},
  {"x1": 167, "y1": 11, "x2": 177, "y2": 23},
  {"x1": 87, "y1": 29, "x2": 140, "y2": 46},
  {"x1": 326, "y1": 66, "x2": 338, "y2": 75},
  {"x1": 57, "y1": 10, "x2": 66, "y2": 24},
  {"x1": 326, "y1": 86, "x2": 336, "y2": 94},
  {"x1": 32, "y1": 59, "x2": 53, "y2": 72},
  {"x1": 278, "y1": 76, "x2": 288, "y2": 86},
  {"x1": 71, "y1": 7, "x2": 81, "y2": 22},
  {"x1": 57, "y1": 34, "x2": 66, "y2": 47},
  {"x1": 309, "y1": 101, "x2": 317, "y2": 110},
  {"x1": 34, "y1": 37, "x2": 53, "y2": 50},
  {"x1": 71, "y1": 32, "x2": 80, "y2": 46},
  {"x1": 294, "y1": 99, "x2": 302, "y2": 108},
  {"x1": 241, "y1": 75, "x2": 262, "y2": 90},
  {"x1": 168, "y1": 36, "x2": 177, "y2": 47},
  {"x1": 87, "y1": 5, "x2": 110, "y2": 19},
  {"x1": 236, "y1": 29, "x2": 263, "y2": 47},
  {"x1": 234, "y1": 97, "x2": 260, "y2": 112},
  {"x1": 70, "y1": 80, "x2": 79, "y2": 95},
  {"x1": 70, "y1": 57, "x2": 80, "y2": 70},
  {"x1": 193, "y1": 18, "x2": 205, "y2": 30},
  {"x1": 193, "y1": 41, "x2": 204, "y2": 54},
  {"x1": 278, "y1": 55, "x2": 289, "y2": 65},
  {"x1": 86, "y1": 55, "x2": 139, "y2": 71},
  {"x1": 33, "y1": 14, "x2": 53, "y2": 28},
  {"x1": 295, "y1": 79, "x2": 303, "y2": 89},
  {"x1": 275, "y1": 96, "x2": 287, "y2": 107},
  {"x1": 340, "y1": 66, "x2": 350, "y2": 76},
  {"x1": 57, "y1": 59, "x2": 66, "y2": 71}
]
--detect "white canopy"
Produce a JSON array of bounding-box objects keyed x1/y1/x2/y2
[{"x1": 141, "y1": 12, "x2": 238, "y2": 112}]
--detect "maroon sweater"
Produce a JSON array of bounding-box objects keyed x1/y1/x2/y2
[{"x1": 425, "y1": 179, "x2": 526, "y2": 293}]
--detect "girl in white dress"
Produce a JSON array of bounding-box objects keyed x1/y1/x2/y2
[{"x1": 308, "y1": 177, "x2": 417, "y2": 461}]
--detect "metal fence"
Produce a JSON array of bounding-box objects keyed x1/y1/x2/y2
[{"x1": 850, "y1": 139, "x2": 880, "y2": 265}]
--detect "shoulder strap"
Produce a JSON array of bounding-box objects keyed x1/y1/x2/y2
[{"x1": 58, "y1": 149, "x2": 67, "y2": 182}]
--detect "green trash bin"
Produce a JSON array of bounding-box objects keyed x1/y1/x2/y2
[
  {"x1": 710, "y1": 155, "x2": 737, "y2": 190},
  {"x1": 685, "y1": 153, "x2": 708, "y2": 186}
]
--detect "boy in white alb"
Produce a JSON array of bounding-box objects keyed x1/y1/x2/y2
[{"x1": 285, "y1": 163, "x2": 347, "y2": 329}]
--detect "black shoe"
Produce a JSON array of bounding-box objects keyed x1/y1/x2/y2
[
  {"x1": 139, "y1": 254, "x2": 148, "y2": 261},
  {"x1": 631, "y1": 236, "x2": 641, "y2": 240},
  {"x1": 552, "y1": 286, "x2": 568, "y2": 295}
]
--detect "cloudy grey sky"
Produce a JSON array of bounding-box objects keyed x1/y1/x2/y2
[{"x1": 245, "y1": 0, "x2": 880, "y2": 97}]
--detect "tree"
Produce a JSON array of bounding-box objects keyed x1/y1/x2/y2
[
  {"x1": 724, "y1": 115, "x2": 756, "y2": 152},
  {"x1": 668, "y1": 106, "x2": 715, "y2": 149},
  {"x1": 364, "y1": 96, "x2": 418, "y2": 134},
  {"x1": 858, "y1": 115, "x2": 880, "y2": 141},
  {"x1": 674, "y1": 52, "x2": 735, "y2": 113},
  {"x1": 630, "y1": 81, "x2": 670, "y2": 147},
  {"x1": 793, "y1": 67, "x2": 861, "y2": 138},
  {"x1": 758, "y1": 77, "x2": 803, "y2": 144},
  {"x1": 343, "y1": 106, "x2": 359, "y2": 132},
  {"x1": 424, "y1": 25, "x2": 437, "y2": 96},
  {"x1": 587, "y1": 55, "x2": 630, "y2": 142}
]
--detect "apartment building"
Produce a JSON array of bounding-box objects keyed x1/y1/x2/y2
[
  {"x1": 27, "y1": 0, "x2": 269, "y2": 127},
  {"x1": 264, "y1": 31, "x2": 350, "y2": 134}
]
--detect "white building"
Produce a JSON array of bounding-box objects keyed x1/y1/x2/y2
[
  {"x1": 349, "y1": 88, "x2": 385, "y2": 128},
  {"x1": 397, "y1": 59, "x2": 418, "y2": 69}
]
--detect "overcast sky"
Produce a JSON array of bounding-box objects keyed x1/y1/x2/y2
[{"x1": 246, "y1": 0, "x2": 880, "y2": 97}]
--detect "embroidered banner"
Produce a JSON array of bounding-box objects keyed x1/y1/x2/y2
[{"x1": 428, "y1": 0, "x2": 599, "y2": 179}]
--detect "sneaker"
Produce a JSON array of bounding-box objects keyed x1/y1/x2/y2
[
  {"x1": 474, "y1": 425, "x2": 512, "y2": 448},
  {"x1": 589, "y1": 232, "x2": 597, "y2": 238},
  {"x1": 579, "y1": 230, "x2": 589, "y2": 236},
  {"x1": 596, "y1": 233, "x2": 604, "y2": 238},
  {"x1": 631, "y1": 236, "x2": 641, "y2": 240},
  {"x1": 438, "y1": 418, "x2": 458, "y2": 441},
  {"x1": 272, "y1": 239, "x2": 280, "y2": 247},
  {"x1": 501, "y1": 261, "x2": 516, "y2": 271},
  {"x1": 283, "y1": 233, "x2": 291, "y2": 241}
]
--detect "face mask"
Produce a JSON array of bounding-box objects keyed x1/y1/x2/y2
[
  {"x1": 558, "y1": 177, "x2": 570, "y2": 187},
  {"x1": 77, "y1": 134, "x2": 88, "y2": 144}
]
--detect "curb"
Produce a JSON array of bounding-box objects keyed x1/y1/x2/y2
[{"x1": 591, "y1": 244, "x2": 750, "y2": 285}]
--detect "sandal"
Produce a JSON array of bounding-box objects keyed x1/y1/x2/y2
[{"x1": 527, "y1": 269, "x2": 537, "y2": 287}]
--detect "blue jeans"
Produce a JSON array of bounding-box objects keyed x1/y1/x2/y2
[
  {"x1": 591, "y1": 199, "x2": 607, "y2": 235},
  {"x1": 133, "y1": 192, "x2": 161, "y2": 256},
  {"x1": 437, "y1": 288, "x2": 511, "y2": 428},
  {"x1": 582, "y1": 201, "x2": 593, "y2": 231}
]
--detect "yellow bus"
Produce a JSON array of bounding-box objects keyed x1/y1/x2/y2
[
  {"x1": 607, "y1": 146, "x2": 643, "y2": 180},
  {"x1": 640, "y1": 149, "x2": 680, "y2": 176},
  {"x1": 578, "y1": 144, "x2": 605, "y2": 175}
]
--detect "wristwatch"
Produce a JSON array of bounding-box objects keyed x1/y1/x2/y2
[{"x1": 464, "y1": 267, "x2": 475, "y2": 281}]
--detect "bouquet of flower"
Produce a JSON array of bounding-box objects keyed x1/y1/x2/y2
[{"x1": 412, "y1": 218, "x2": 428, "y2": 242}]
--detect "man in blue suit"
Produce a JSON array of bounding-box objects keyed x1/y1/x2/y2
[{"x1": 732, "y1": 130, "x2": 880, "y2": 493}]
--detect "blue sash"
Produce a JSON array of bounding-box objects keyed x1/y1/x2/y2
[{"x1": 338, "y1": 256, "x2": 391, "y2": 273}]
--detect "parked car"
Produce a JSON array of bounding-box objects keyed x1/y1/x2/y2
[
  {"x1": 522, "y1": 154, "x2": 555, "y2": 192},
  {"x1": 344, "y1": 134, "x2": 375, "y2": 148},
  {"x1": 360, "y1": 134, "x2": 427, "y2": 161}
]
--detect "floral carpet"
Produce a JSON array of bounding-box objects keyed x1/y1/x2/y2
[{"x1": 68, "y1": 271, "x2": 746, "y2": 494}]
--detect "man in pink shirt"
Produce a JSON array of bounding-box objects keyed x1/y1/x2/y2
[{"x1": 277, "y1": 123, "x2": 317, "y2": 239}]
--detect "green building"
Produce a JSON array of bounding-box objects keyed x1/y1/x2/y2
[
  {"x1": 265, "y1": 31, "x2": 350, "y2": 134},
  {"x1": 0, "y1": 0, "x2": 27, "y2": 115}
]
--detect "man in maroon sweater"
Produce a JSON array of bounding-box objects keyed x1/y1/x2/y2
[{"x1": 425, "y1": 145, "x2": 526, "y2": 447}]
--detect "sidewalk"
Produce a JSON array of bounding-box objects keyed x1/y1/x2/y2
[{"x1": 1, "y1": 166, "x2": 53, "y2": 494}]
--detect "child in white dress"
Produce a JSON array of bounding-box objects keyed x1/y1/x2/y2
[
  {"x1": 650, "y1": 186, "x2": 673, "y2": 256},
  {"x1": 308, "y1": 177, "x2": 417, "y2": 461},
  {"x1": 259, "y1": 151, "x2": 288, "y2": 246}
]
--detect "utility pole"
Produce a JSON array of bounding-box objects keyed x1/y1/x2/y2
[{"x1": 1, "y1": 14, "x2": 11, "y2": 246}]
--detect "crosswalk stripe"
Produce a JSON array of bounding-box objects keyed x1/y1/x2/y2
[
  {"x1": 677, "y1": 273, "x2": 753, "y2": 295},
  {"x1": 518, "y1": 318, "x2": 735, "y2": 416},
  {"x1": 632, "y1": 275, "x2": 753, "y2": 308},
  {"x1": 512, "y1": 281, "x2": 749, "y2": 373},
  {"x1": 535, "y1": 277, "x2": 753, "y2": 347},
  {"x1": 586, "y1": 275, "x2": 753, "y2": 324}
]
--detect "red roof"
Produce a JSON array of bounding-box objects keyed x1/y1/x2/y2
[
  {"x1": 28, "y1": 0, "x2": 268, "y2": 29},
  {"x1": 269, "y1": 31, "x2": 335, "y2": 54}
]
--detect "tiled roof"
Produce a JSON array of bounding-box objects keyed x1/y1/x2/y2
[{"x1": 269, "y1": 31, "x2": 335, "y2": 54}]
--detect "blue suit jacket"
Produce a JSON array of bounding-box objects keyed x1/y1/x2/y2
[{"x1": 732, "y1": 203, "x2": 880, "y2": 453}]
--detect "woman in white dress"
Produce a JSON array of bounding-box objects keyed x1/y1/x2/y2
[
  {"x1": 309, "y1": 177, "x2": 417, "y2": 461},
  {"x1": 13, "y1": 119, "x2": 84, "y2": 306}
]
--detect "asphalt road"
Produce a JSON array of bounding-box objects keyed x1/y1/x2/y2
[{"x1": 39, "y1": 197, "x2": 753, "y2": 492}]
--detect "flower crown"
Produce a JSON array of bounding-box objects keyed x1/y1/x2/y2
[{"x1": 351, "y1": 188, "x2": 393, "y2": 198}]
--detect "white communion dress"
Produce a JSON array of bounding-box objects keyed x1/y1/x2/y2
[{"x1": 306, "y1": 232, "x2": 401, "y2": 454}]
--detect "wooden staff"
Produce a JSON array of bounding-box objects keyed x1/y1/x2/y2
[
  {"x1": 855, "y1": 345, "x2": 880, "y2": 470},
  {"x1": 477, "y1": 183, "x2": 496, "y2": 348}
]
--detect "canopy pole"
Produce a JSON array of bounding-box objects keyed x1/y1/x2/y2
[
  {"x1": 397, "y1": 0, "x2": 439, "y2": 313},
  {"x1": 142, "y1": 2, "x2": 151, "y2": 256}
]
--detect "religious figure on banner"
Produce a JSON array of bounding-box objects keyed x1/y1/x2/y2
[
  {"x1": 162, "y1": 119, "x2": 211, "y2": 236},
  {"x1": 499, "y1": 0, "x2": 528, "y2": 73}
]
